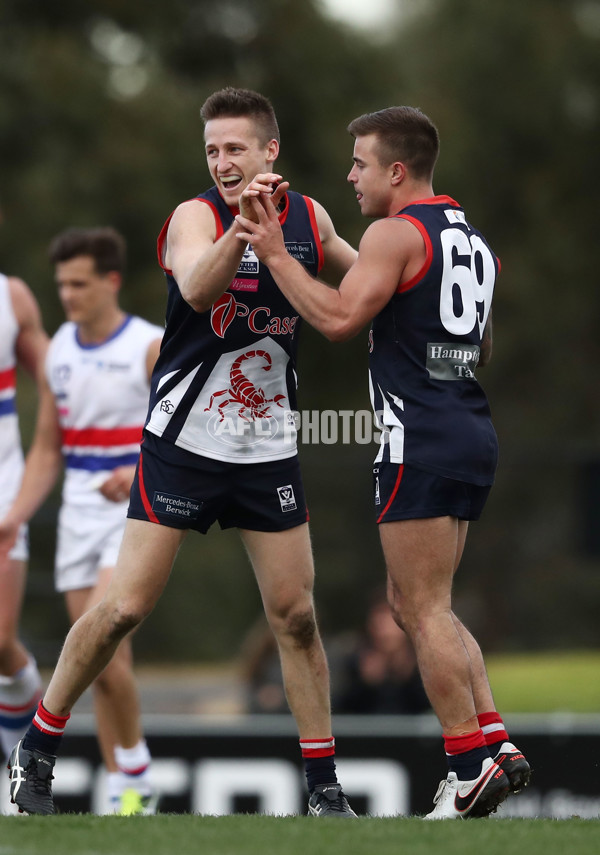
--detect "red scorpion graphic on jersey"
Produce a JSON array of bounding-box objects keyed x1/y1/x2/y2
[{"x1": 204, "y1": 350, "x2": 286, "y2": 422}]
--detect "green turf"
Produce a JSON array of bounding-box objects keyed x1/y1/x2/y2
[
  {"x1": 485, "y1": 650, "x2": 600, "y2": 712},
  {"x1": 0, "y1": 815, "x2": 599, "y2": 855}
]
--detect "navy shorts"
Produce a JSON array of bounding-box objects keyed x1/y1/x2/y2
[
  {"x1": 128, "y1": 431, "x2": 309, "y2": 534},
  {"x1": 373, "y1": 462, "x2": 492, "y2": 523}
]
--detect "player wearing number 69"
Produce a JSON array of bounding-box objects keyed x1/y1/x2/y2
[{"x1": 236, "y1": 105, "x2": 531, "y2": 820}]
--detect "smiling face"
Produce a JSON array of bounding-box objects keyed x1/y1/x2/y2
[
  {"x1": 204, "y1": 116, "x2": 279, "y2": 207},
  {"x1": 347, "y1": 133, "x2": 398, "y2": 219}
]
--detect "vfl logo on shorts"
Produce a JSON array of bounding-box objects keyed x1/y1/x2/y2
[
  {"x1": 152, "y1": 491, "x2": 202, "y2": 520},
  {"x1": 277, "y1": 484, "x2": 297, "y2": 513}
]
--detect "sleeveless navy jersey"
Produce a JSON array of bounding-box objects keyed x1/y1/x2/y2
[
  {"x1": 369, "y1": 195, "x2": 498, "y2": 485},
  {"x1": 146, "y1": 186, "x2": 323, "y2": 463}
]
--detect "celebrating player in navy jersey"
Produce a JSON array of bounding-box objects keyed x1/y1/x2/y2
[
  {"x1": 7, "y1": 89, "x2": 358, "y2": 818},
  {"x1": 235, "y1": 105, "x2": 531, "y2": 820}
]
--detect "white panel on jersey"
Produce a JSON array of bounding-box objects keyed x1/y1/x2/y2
[
  {"x1": 174, "y1": 336, "x2": 297, "y2": 464},
  {"x1": 371, "y1": 376, "x2": 405, "y2": 465},
  {"x1": 147, "y1": 363, "x2": 203, "y2": 434}
]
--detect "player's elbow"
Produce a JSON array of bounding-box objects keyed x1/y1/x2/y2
[
  {"x1": 478, "y1": 343, "x2": 492, "y2": 367},
  {"x1": 324, "y1": 317, "x2": 361, "y2": 343},
  {"x1": 180, "y1": 286, "x2": 212, "y2": 314}
]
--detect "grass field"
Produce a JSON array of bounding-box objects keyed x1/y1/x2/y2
[
  {"x1": 484, "y1": 650, "x2": 600, "y2": 712},
  {"x1": 0, "y1": 815, "x2": 599, "y2": 855}
]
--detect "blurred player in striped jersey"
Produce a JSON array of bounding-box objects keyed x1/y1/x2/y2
[
  {"x1": 0, "y1": 263, "x2": 47, "y2": 791},
  {"x1": 0, "y1": 227, "x2": 163, "y2": 814}
]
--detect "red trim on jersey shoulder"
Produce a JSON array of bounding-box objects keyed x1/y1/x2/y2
[
  {"x1": 0, "y1": 366, "x2": 16, "y2": 391},
  {"x1": 61, "y1": 426, "x2": 144, "y2": 447},
  {"x1": 138, "y1": 450, "x2": 160, "y2": 524},
  {"x1": 157, "y1": 198, "x2": 225, "y2": 275},
  {"x1": 303, "y1": 196, "x2": 324, "y2": 272},
  {"x1": 276, "y1": 191, "x2": 291, "y2": 226},
  {"x1": 377, "y1": 464, "x2": 405, "y2": 524},
  {"x1": 393, "y1": 215, "x2": 434, "y2": 293},
  {"x1": 203, "y1": 198, "x2": 225, "y2": 240},
  {"x1": 399, "y1": 195, "x2": 460, "y2": 209},
  {"x1": 157, "y1": 213, "x2": 174, "y2": 274}
]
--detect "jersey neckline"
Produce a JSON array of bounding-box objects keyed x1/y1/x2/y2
[
  {"x1": 396, "y1": 195, "x2": 460, "y2": 214},
  {"x1": 74, "y1": 314, "x2": 132, "y2": 350}
]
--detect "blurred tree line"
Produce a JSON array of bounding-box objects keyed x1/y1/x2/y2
[{"x1": 1, "y1": 0, "x2": 599, "y2": 665}]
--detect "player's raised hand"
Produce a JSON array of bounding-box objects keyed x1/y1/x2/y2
[
  {"x1": 235, "y1": 195, "x2": 286, "y2": 265},
  {"x1": 239, "y1": 173, "x2": 289, "y2": 222}
]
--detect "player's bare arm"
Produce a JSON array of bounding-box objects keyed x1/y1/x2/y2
[
  {"x1": 236, "y1": 201, "x2": 421, "y2": 341},
  {"x1": 9, "y1": 276, "x2": 49, "y2": 377},
  {"x1": 311, "y1": 200, "x2": 357, "y2": 287},
  {"x1": 144, "y1": 336, "x2": 162, "y2": 381},
  {"x1": 0, "y1": 372, "x2": 62, "y2": 553},
  {"x1": 478, "y1": 314, "x2": 493, "y2": 367},
  {"x1": 165, "y1": 199, "x2": 247, "y2": 313},
  {"x1": 165, "y1": 175, "x2": 288, "y2": 314}
]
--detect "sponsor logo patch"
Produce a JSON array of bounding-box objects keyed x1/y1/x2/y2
[
  {"x1": 230, "y1": 278, "x2": 259, "y2": 292},
  {"x1": 277, "y1": 484, "x2": 297, "y2": 513},
  {"x1": 426, "y1": 342, "x2": 480, "y2": 381},
  {"x1": 152, "y1": 491, "x2": 202, "y2": 520},
  {"x1": 237, "y1": 246, "x2": 259, "y2": 275},
  {"x1": 284, "y1": 241, "x2": 315, "y2": 264}
]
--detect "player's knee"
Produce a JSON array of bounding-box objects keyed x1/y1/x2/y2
[
  {"x1": 387, "y1": 595, "x2": 413, "y2": 635},
  {"x1": 277, "y1": 607, "x2": 318, "y2": 649},
  {"x1": 99, "y1": 599, "x2": 145, "y2": 640}
]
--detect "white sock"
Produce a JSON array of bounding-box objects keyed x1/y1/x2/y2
[{"x1": 114, "y1": 740, "x2": 152, "y2": 796}]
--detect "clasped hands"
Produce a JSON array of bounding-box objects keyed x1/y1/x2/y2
[{"x1": 236, "y1": 173, "x2": 290, "y2": 264}]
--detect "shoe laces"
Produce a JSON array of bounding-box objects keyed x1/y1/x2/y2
[
  {"x1": 26, "y1": 758, "x2": 54, "y2": 796},
  {"x1": 432, "y1": 778, "x2": 449, "y2": 805},
  {"x1": 320, "y1": 790, "x2": 350, "y2": 813}
]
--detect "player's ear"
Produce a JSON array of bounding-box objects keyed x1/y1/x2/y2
[
  {"x1": 106, "y1": 270, "x2": 122, "y2": 295},
  {"x1": 266, "y1": 138, "x2": 279, "y2": 165},
  {"x1": 390, "y1": 161, "x2": 406, "y2": 185}
]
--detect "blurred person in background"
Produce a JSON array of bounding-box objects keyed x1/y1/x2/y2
[
  {"x1": 240, "y1": 614, "x2": 288, "y2": 715},
  {"x1": 0, "y1": 230, "x2": 47, "y2": 780},
  {"x1": 7, "y1": 89, "x2": 359, "y2": 819},
  {"x1": 235, "y1": 104, "x2": 531, "y2": 820},
  {"x1": 242, "y1": 590, "x2": 430, "y2": 717},
  {"x1": 333, "y1": 588, "x2": 429, "y2": 715},
  {"x1": 0, "y1": 227, "x2": 163, "y2": 815}
]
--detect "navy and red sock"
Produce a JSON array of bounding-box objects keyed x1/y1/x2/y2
[
  {"x1": 300, "y1": 737, "x2": 338, "y2": 792},
  {"x1": 443, "y1": 729, "x2": 490, "y2": 781},
  {"x1": 478, "y1": 711, "x2": 510, "y2": 758},
  {"x1": 22, "y1": 700, "x2": 70, "y2": 757}
]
